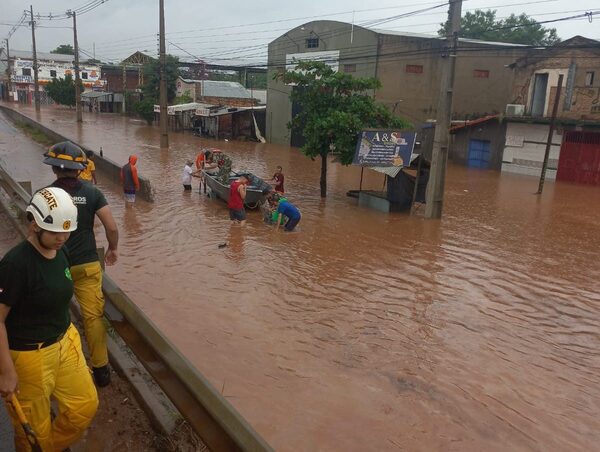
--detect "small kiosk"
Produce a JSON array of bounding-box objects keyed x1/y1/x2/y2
[{"x1": 349, "y1": 129, "x2": 430, "y2": 213}]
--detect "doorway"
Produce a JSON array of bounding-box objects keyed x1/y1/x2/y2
[
  {"x1": 530, "y1": 73, "x2": 549, "y2": 117},
  {"x1": 467, "y1": 139, "x2": 491, "y2": 168}
]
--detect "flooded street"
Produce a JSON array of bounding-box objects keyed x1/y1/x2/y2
[{"x1": 1, "y1": 104, "x2": 600, "y2": 451}]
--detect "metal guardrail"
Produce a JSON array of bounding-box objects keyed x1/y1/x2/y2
[{"x1": 0, "y1": 164, "x2": 273, "y2": 452}]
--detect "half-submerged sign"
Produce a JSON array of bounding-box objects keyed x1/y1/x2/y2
[{"x1": 353, "y1": 130, "x2": 417, "y2": 167}]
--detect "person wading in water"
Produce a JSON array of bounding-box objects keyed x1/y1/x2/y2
[{"x1": 228, "y1": 175, "x2": 249, "y2": 226}]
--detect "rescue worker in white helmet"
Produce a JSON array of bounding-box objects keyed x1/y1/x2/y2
[
  {"x1": 0, "y1": 187, "x2": 99, "y2": 451},
  {"x1": 44, "y1": 141, "x2": 119, "y2": 387}
]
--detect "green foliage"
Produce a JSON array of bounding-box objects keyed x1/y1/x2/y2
[
  {"x1": 275, "y1": 61, "x2": 408, "y2": 197},
  {"x1": 50, "y1": 44, "x2": 75, "y2": 55},
  {"x1": 141, "y1": 55, "x2": 180, "y2": 103},
  {"x1": 14, "y1": 121, "x2": 54, "y2": 146},
  {"x1": 45, "y1": 74, "x2": 82, "y2": 107},
  {"x1": 439, "y1": 10, "x2": 560, "y2": 45},
  {"x1": 174, "y1": 90, "x2": 193, "y2": 105},
  {"x1": 135, "y1": 97, "x2": 156, "y2": 125}
]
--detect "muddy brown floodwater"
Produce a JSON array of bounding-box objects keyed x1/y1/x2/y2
[{"x1": 1, "y1": 104, "x2": 600, "y2": 451}]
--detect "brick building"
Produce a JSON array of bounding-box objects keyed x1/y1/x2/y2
[{"x1": 449, "y1": 36, "x2": 600, "y2": 185}]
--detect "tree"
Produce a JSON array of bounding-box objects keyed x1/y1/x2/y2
[
  {"x1": 439, "y1": 10, "x2": 560, "y2": 46},
  {"x1": 135, "y1": 98, "x2": 156, "y2": 125},
  {"x1": 275, "y1": 61, "x2": 409, "y2": 198},
  {"x1": 45, "y1": 74, "x2": 82, "y2": 107},
  {"x1": 50, "y1": 44, "x2": 75, "y2": 55},
  {"x1": 174, "y1": 90, "x2": 193, "y2": 105},
  {"x1": 141, "y1": 55, "x2": 180, "y2": 103}
]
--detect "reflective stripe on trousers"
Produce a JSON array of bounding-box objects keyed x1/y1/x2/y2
[
  {"x1": 5, "y1": 324, "x2": 98, "y2": 451},
  {"x1": 70, "y1": 261, "x2": 108, "y2": 368}
]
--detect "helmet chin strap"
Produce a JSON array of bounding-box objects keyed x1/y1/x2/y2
[{"x1": 33, "y1": 227, "x2": 53, "y2": 251}]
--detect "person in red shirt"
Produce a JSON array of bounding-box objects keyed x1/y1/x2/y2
[
  {"x1": 228, "y1": 175, "x2": 249, "y2": 225},
  {"x1": 271, "y1": 166, "x2": 284, "y2": 193}
]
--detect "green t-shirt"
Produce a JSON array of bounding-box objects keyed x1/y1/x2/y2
[
  {"x1": 0, "y1": 241, "x2": 73, "y2": 345},
  {"x1": 52, "y1": 179, "x2": 108, "y2": 265}
]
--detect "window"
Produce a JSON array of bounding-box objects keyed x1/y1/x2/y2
[
  {"x1": 405, "y1": 64, "x2": 423, "y2": 74},
  {"x1": 474, "y1": 69, "x2": 490, "y2": 78},
  {"x1": 586, "y1": 71, "x2": 595, "y2": 86},
  {"x1": 50, "y1": 70, "x2": 57, "y2": 78},
  {"x1": 81, "y1": 72, "x2": 88, "y2": 79},
  {"x1": 22, "y1": 68, "x2": 31, "y2": 76},
  {"x1": 306, "y1": 38, "x2": 319, "y2": 49},
  {"x1": 343, "y1": 64, "x2": 356, "y2": 73}
]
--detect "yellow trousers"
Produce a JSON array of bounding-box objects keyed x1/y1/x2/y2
[
  {"x1": 6, "y1": 324, "x2": 99, "y2": 451},
  {"x1": 70, "y1": 261, "x2": 108, "y2": 369}
]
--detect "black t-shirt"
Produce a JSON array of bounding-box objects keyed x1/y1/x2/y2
[
  {"x1": 0, "y1": 241, "x2": 73, "y2": 345},
  {"x1": 52, "y1": 178, "x2": 108, "y2": 265}
]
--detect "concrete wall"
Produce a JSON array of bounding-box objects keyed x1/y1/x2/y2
[
  {"x1": 501, "y1": 121, "x2": 562, "y2": 179},
  {"x1": 0, "y1": 105, "x2": 154, "y2": 201},
  {"x1": 376, "y1": 36, "x2": 527, "y2": 125},
  {"x1": 266, "y1": 21, "x2": 379, "y2": 145},
  {"x1": 450, "y1": 120, "x2": 507, "y2": 170}
]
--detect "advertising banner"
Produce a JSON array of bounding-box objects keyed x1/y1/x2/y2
[{"x1": 353, "y1": 130, "x2": 417, "y2": 167}]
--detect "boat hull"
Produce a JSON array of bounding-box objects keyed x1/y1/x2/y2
[{"x1": 202, "y1": 171, "x2": 270, "y2": 209}]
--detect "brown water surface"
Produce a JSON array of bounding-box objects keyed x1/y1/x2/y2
[{"x1": 1, "y1": 104, "x2": 599, "y2": 451}]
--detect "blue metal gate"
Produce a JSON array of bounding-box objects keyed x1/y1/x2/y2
[{"x1": 467, "y1": 139, "x2": 491, "y2": 168}]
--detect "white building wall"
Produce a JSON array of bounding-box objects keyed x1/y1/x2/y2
[{"x1": 501, "y1": 122, "x2": 562, "y2": 179}]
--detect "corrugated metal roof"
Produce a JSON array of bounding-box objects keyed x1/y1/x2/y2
[
  {"x1": 201, "y1": 80, "x2": 252, "y2": 99},
  {"x1": 8, "y1": 49, "x2": 74, "y2": 63}
]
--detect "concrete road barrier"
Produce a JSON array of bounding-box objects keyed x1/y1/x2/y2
[{"x1": 0, "y1": 105, "x2": 154, "y2": 202}]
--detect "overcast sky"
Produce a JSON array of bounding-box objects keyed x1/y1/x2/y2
[{"x1": 2, "y1": 0, "x2": 598, "y2": 64}]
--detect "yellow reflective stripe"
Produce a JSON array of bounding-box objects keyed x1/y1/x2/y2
[{"x1": 47, "y1": 151, "x2": 85, "y2": 163}]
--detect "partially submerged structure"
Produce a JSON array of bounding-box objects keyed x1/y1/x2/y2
[{"x1": 450, "y1": 36, "x2": 600, "y2": 185}]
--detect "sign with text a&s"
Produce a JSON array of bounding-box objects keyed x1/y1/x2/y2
[{"x1": 353, "y1": 130, "x2": 417, "y2": 167}]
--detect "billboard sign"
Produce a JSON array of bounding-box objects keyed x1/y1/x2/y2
[{"x1": 353, "y1": 130, "x2": 417, "y2": 167}]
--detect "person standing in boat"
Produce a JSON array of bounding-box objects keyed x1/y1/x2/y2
[
  {"x1": 271, "y1": 166, "x2": 285, "y2": 193},
  {"x1": 228, "y1": 175, "x2": 249, "y2": 225}
]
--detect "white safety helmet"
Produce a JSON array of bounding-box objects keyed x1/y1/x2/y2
[{"x1": 26, "y1": 187, "x2": 78, "y2": 232}]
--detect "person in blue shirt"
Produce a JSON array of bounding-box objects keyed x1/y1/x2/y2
[{"x1": 275, "y1": 197, "x2": 301, "y2": 232}]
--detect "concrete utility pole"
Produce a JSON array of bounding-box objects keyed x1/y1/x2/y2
[
  {"x1": 4, "y1": 39, "x2": 10, "y2": 100},
  {"x1": 537, "y1": 73, "x2": 564, "y2": 195},
  {"x1": 69, "y1": 10, "x2": 83, "y2": 123},
  {"x1": 159, "y1": 0, "x2": 169, "y2": 148},
  {"x1": 425, "y1": 0, "x2": 462, "y2": 219},
  {"x1": 29, "y1": 5, "x2": 40, "y2": 112}
]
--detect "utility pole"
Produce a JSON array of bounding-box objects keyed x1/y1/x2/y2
[
  {"x1": 537, "y1": 73, "x2": 564, "y2": 195},
  {"x1": 159, "y1": 0, "x2": 169, "y2": 148},
  {"x1": 4, "y1": 39, "x2": 10, "y2": 101},
  {"x1": 29, "y1": 5, "x2": 40, "y2": 112},
  {"x1": 69, "y1": 10, "x2": 83, "y2": 123},
  {"x1": 425, "y1": 0, "x2": 462, "y2": 219},
  {"x1": 122, "y1": 64, "x2": 127, "y2": 113}
]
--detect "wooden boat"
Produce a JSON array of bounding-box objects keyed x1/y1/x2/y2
[{"x1": 202, "y1": 170, "x2": 272, "y2": 209}]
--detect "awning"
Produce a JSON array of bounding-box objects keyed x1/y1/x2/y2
[{"x1": 368, "y1": 166, "x2": 403, "y2": 177}]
